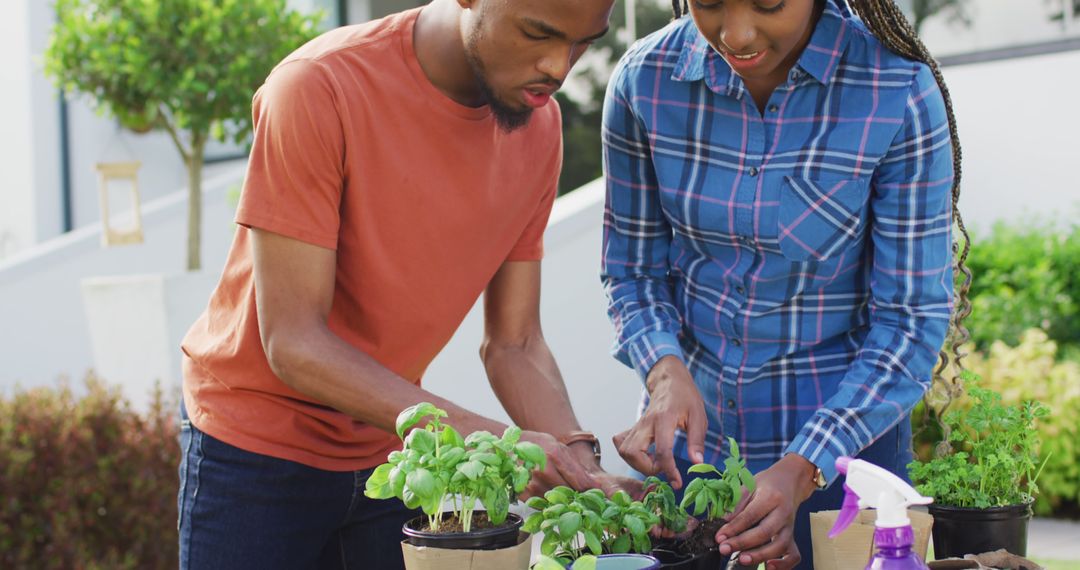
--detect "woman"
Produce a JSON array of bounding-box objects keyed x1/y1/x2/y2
[{"x1": 601, "y1": 0, "x2": 970, "y2": 568}]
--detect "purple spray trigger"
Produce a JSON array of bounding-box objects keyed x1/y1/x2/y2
[{"x1": 828, "y1": 484, "x2": 861, "y2": 539}]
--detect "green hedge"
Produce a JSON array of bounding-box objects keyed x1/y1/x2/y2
[
  {"x1": 963, "y1": 218, "x2": 1080, "y2": 358},
  {"x1": 0, "y1": 376, "x2": 178, "y2": 569}
]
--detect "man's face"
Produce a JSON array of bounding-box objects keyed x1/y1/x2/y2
[
  {"x1": 460, "y1": 0, "x2": 614, "y2": 132},
  {"x1": 688, "y1": 0, "x2": 819, "y2": 85}
]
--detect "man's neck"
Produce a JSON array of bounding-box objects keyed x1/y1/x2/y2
[{"x1": 413, "y1": 0, "x2": 484, "y2": 107}]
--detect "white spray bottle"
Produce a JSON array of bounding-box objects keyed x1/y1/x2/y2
[{"x1": 828, "y1": 456, "x2": 933, "y2": 570}]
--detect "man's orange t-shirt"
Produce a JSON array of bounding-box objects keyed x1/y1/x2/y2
[{"x1": 180, "y1": 8, "x2": 562, "y2": 471}]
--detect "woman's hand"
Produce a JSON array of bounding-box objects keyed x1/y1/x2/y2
[
  {"x1": 715, "y1": 453, "x2": 818, "y2": 569},
  {"x1": 612, "y1": 355, "x2": 707, "y2": 489}
]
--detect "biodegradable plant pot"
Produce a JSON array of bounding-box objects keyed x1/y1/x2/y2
[
  {"x1": 592, "y1": 554, "x2": 663, "y2": 569},
  {"x1": 928, "y1": 502, "x2": 1032, "y2": 559},
  {"x1": 402, "y1": 512, "x2": 523, "y2": 550}
]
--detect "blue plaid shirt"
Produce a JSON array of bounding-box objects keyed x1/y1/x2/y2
[{"x1": 600, "y1": 0, "x2": 954, "y2": 483}]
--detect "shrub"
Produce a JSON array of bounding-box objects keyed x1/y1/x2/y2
[
  {"x1": 963, "y1": 219, "x2": 1080, "y2": 357},
  {"x1": 0, "y1": 375, "x2": 179, "y2": 569}
]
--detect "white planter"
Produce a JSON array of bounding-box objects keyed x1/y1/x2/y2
[{"x1": 80, "y1": 271, "x2": 216, "y2": 409}]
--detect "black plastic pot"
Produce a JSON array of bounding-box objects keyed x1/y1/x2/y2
[
  {"x1": 651, "y1": 546, "x2": 731, "y2": 569},
  {"x1": 402, "y1": 512, "x2": 523, "y2": 550},
  {"x1": 928, "y1": 502, "x2": 1032, "y2": 559}
]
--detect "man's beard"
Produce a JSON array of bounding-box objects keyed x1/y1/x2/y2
[{"x1": 463, "y1": 35, "x2": 533, "y2": 133}]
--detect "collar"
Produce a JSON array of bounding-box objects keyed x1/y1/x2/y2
[{"x1": 671, "y1": 0, "x2": 853, "y2": 94}]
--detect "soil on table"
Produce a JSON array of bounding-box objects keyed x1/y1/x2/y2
[{"x1": 412, "y1": 512, "x2": 507, "y2": 534}]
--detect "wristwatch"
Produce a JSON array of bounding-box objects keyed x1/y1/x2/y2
[{"x1": 558, "y1": 430, "x2": 602, "y2": 464}]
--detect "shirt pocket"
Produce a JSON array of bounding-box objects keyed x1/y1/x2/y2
[{"x1": 777, "y1": 176, "x2": 869, "y2": 262}]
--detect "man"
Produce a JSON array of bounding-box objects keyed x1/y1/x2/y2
[{"x1": 177, "y1": 0, "x2": 616, "y2": 568}]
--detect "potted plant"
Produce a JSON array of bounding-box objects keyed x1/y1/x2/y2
[
  {"x1": 649, "y1": 438, "x2": 754, "y2": 569},
  {"x1": 363, "y1": 403, "x2": 546, "y2": 569},
  {"x1": 908, "y1": 372, "x2": 1050, "y2": 559},
  {"x1": 523, "y1": 485, "x2": 661, "y2": 565}
]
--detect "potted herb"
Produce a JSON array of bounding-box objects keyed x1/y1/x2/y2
[
  {"x1": 650, "y1": 438, "x2": 754, "y2": 569},
  {"x1": 908, "y1": 374, "x2": 1049, "y2": 559},
  {"x1": 523, "y1": 485, "x2": 661, "y2": 566},
  {"x1": 363, "y1": 403, "x2": 547, "y2": 569}
]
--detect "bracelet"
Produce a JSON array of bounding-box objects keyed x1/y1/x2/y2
[{"x1": 558, "y1": 430, "x2": 602, "y2": 464}]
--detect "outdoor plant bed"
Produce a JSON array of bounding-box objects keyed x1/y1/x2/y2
[
  {"x1": 909, "y1": 373, "x2": 1049, "y2": 559},
  {"x1": 364, "y1": 403, "x2": 547, "y2": 569}
]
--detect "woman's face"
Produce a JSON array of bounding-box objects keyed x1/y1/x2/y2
[{"x1": 687, "y1": 0, "x2": 820, "y2": 85}]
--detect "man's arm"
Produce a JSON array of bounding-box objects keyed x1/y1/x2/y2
[
  {"x1": 481, "y1": 260, "x2": 639, "y2": 495},
  {"x1": 251, "y1": 228, "x2": 504, "y2": 437}
]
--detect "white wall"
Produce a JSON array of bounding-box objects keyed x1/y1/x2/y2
[
  {"x1": 945, "y1": 50, "x2": 1080, "y2": 232},
  {"x1": 0, "y1": 0, "x2": 36, "y2": 259}
]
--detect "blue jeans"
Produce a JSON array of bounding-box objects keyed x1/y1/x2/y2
[
  {"x1": 641, "y1": 419, "x2": 912, "y2": 570},
  {"x1": 178, "y1": 402, "x2": 420, "y2": 570}
]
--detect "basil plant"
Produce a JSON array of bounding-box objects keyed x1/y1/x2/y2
[{"x1": 364, "y1": 403, "x2": 547, "y2": 533}]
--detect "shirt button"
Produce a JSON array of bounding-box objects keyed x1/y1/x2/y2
[
  {"x1": 768, "y1": 104, "x2": 779, "y2": 113},
  {"x1": 735, "y1": 286, "x2": 746, "y2": 295},
  {"x1": 748, "y1": 167, "x2": 759, "y2": 177},
  {"x1": 726, "y1": 399, "x2": 736, "y2": 409},
  {"x1": 732, "y1": 339, "x2": 743, "y2": 347}
]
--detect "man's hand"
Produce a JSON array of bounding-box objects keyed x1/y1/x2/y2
[
  {"x1": 714, "y1": 453, "x2": 817, "y2": 570},
  {"x1": 612, "y1": 356, "x2": 706, "y2": 489},
  {"x1": 520, "y1": 430, "x2": 600, "y2": 496}
]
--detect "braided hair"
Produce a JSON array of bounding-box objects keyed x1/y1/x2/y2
[{"x1": 671, "y1": 0, "x2": 973, "y2": 444}]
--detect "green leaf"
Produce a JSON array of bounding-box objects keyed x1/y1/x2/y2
[
  {"x1": 440, "y1": 447, "x2": 466, "y2": 466},
  {"x1": 403, "y1": 427, "x2": 436, "y2": 454},
  {"x1": 623, "y1": 514, "x2": 646, "y2": 536},
  {"x1": 406, "y1": 468, "x2": 437, "y2": 501},
  {"x1": 515, "y1": 442, "x2": 547, "y2": 470},
  {"x1": 502, "y1": 425, "x2": 522, "y2": 444},
  {"x1": 363, "y1": 463, "x2": 394, "y2": 499},
  {"x1": 472, "y1": 452, "x2": 501, "y2": 467},
  {"x1": 688, "y1": 463, "x2": 721, "y2": 476},
  {"x1": 557, "y1": 511, "x2": 582, "y2": 539},
  {"x1": 512, "y1": 466, "x2": 531, "y2": 493},
  {"x1": 485, "y1": 489, "x2": 510, "y2": 525},
  {"x1": 523, "y1": 512, "x2": 544, "y2": 534},
  {"x1": 532, "y1": 555, "x2": 565, "y2": 570},
  {"x1": 545, "y1": 486, "x2": 574, "y2": 505},
  {"x1": 540, "y1": 531, "x2": 560, "y2": 556},
  {"x1": 611, "y1": 533, "x2": 631, "y2": 553},
  {"x1": 526, "y1": 496, "x2": 550, "y2": 511},
  {"x1": 395, "y1": 403, "x2": 446, "y2": 439},
  {"x1": 440, "y1": 425, "x2": 465, "y2": 448},
  {"x1": 582, "y1": 529, "x2": 602, "y2": 555},
  {"x1": 611, "y1": 490, "x2": 632, "y2": 507},
  {"x1": 457, "y1": 460, "x2": 486, "y2": 481},
  {"x1": 572, "y1": 555, "x2": 597, "y2": 570}
]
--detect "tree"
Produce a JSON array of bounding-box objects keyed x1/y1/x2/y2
[
  {"x1": 907, "y1": 0, "x2": 972, "y2": 35},
  {"x1": 45, "y1": 0, "x2": 322, "y2": 271},
  {"x1": 557, "y1": 1, "x2": 672, "y2": 195},
  {"x1": 1047, "y1": 0, "x2": 1080, "y2": 28}
]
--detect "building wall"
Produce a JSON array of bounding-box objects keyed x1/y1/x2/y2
[{"x1": 0, "y1": 1, "x2": 37, "y2": 259}]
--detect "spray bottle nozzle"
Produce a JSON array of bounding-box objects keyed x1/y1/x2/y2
[{"x1": 827, "y1": 456, "x2": 932, "y2": 540}]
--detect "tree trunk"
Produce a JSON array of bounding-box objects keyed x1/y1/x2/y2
[{"x1": 186, "y1": 139, "x2": 205, "y2": 272}]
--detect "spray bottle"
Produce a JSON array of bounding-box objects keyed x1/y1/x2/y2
[{"x1": 828, "y1": 456, "x2": 933, "y2": 570}]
